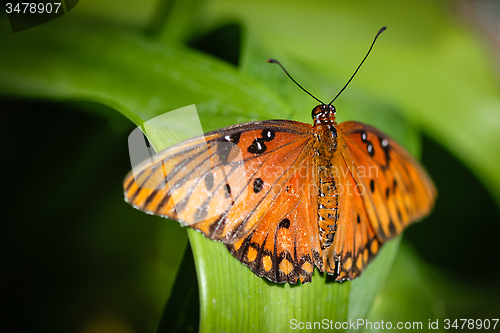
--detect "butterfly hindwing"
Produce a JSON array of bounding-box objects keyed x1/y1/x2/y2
[
  {"x1": 324, "y1": 154, "x2": 380, "y2": 281},
  {"x1": 124, "y1": 120, "x2": 313, "y2": 245}
]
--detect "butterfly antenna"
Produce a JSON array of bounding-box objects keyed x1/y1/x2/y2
[
  {"x1": 268, "y1": 59, "x2": 324, "y2": 104},
  {"x1": 329, "y1": 26, "x2": 387, "y2": 105}
]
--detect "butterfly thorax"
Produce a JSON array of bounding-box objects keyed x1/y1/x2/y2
[{"x1": 311, "y1": 104, "x2": 340, "y2": 251}]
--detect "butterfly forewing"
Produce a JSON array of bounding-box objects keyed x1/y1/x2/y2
[
  {"x1": 338, "y1": 121, "x2": 436, "y2": 241},
  {"x1": 124, "y1": 120, "x2": 314, "y2": 244}
]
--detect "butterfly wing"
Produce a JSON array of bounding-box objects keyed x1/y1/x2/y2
[
  {"x1": 322, "y1": 153, "x2": 381, "y2": 281},
  {"x1": 227, "y1": 156, "x2": 322, "y2": 284},
  {"x1": 123, "y1": 119, "x2": 316, "y2": 248},
  {"x1": 340, "y1": 121, "x2": 436, "y2": 238},
  {"x1": 324, "y1": 121, "x2": 436, "y2": 281}
]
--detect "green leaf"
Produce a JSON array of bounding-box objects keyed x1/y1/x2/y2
[
  {"x1": 189, "y1": 230, "x2": 350, "y2": 332},
  {"x1": 364, "y1": 242, "x2": 446, "y2": 332},
  {"x1": 0, "y1": 17, "x2": 289, "y2": 129}
]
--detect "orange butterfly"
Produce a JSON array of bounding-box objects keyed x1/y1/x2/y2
[{"x1": 123, "y1": 27, "x2": 436, "y2": 284}]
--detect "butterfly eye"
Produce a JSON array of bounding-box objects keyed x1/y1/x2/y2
[{"x1": 311, "y1": 105, "x2": 323, "y2": 120}]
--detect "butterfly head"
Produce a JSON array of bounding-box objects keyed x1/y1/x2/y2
[{"x1": 312, "y1": 104, "x2": 336, "y2": 125}]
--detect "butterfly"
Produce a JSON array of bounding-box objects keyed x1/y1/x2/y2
[{"x1": 123, "y1": 27, "x2": 436, "y2": 284}]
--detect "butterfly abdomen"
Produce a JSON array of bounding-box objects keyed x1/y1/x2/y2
[
  {"x1": 317, "y1": 173, "x2": 339, "y2": 251},
  {"x1": 313, "y1": 122, "x2": 341, "y2": 255}
]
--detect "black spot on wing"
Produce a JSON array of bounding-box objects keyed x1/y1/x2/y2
[
  {"x1": 366, "y1": 142, "x2": 374, "y2": 157},
  {"x1": 217, "y1": 141, "x2": 239, "y2": 164},
  {"x1": 204, "y1": 172, "x2": 214, "y2": 190},
  {"x1": 261, "y1": 129, "x2": 275, "y2": 142},
  {"x1": 253, "y1": 178, "x2": 264, "y2": 193},
  {"x1": 247, "y1": 138, "x2": 267, "y2": 154},
  {"x1": 278, "y1": 218, "x2": 290, "y2": 229},
  {"x1": 224, "y1": 184, "x2": 231, "y2": 198},
  {"x1": 359, "y1": 131, "x2": 375, "y2": 157},
  {"x1": 379, "y1": 136, "x2": 390, "y2": 165},
  {"x1": 226, "y1": 133, "x2": 241, "y2": 144},
  {"x1": 397, "y1": 208, "x2": 403, "y2": 223},
  {"x1": 195, "y1": 200, "x2": 208, "y2": 222},
  {"x1": 172, "y1": 195, "x2": 189, "y2": 215}
]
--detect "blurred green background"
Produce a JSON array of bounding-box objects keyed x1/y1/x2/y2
[{"x1": 2, "y1": 0, "x2": 500, "y2": 332}]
